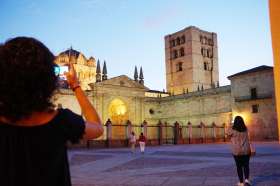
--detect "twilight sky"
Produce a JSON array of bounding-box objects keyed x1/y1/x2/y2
[{"x1": 0, "y1": 0, "x2": 273, "y2": 91}]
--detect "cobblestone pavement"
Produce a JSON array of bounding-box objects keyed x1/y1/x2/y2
[{"x1": 69, "y1": 142, "x2": 280, "y2": 186}]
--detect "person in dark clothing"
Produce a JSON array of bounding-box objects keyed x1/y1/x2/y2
[{"x1": 0, "y1": 37, "x2": 103, "y2": 186}]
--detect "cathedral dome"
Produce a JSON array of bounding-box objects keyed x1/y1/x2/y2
[{"x1": 59, "y1": 49, "x2": 80, "y2": 59}]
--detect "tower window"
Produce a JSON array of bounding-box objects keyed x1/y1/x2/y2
[
  {"x1": 252, "y1": 104, "x2": 259, "y2": 113},
  {"x1": 171, "y1": 40, "x2": 176, "y2": 47},
  {"x1": 173, "y1": 50, "x2": 178, "y2": 59},
  {"x1": 176, "y1": 62, "x2": 183, "y2": 72},
  {"x1": 204, "y1": 37, "x2": 207, "y2": 44},
  {"x1": 208, "y1": 39, "x2": 213, "y2": 46},
  {"x1": 176, "y1": 37, "x2": 180, "y2": 45},
  {"x1": 181, "y1": 35, "x2": 185, "y2": 43},
  {"x1": 251, "y1": 88, "x2": 257, "y2": 99},
  {"x1": 203, "y1": 48, "x2": 207, "y2": 57},
  {"x1": 204, "y1": 62, "x2": 208, "y2": 70},
  {"x1": 180, "y1": 47, "x2": 185, "y2": 57},
  {"x1": 208, "y1": 49, "x2": 213, "y2": 58}
]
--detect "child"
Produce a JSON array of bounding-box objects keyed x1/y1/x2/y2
[
  {"x1": 138, "y1": 132, "x2": 146, "y2": 154},
  {"x1": 129, "y1": 131, "x2": 136, "y2": 153}
]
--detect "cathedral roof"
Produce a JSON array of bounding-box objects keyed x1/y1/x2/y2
[
  {"x1": 59, "y1": 49, "x2": 80, "y2": 58},
  {"x1": 96, "y1": 75, "x2": 149, "y2": 90},
  {"x1": 228, "y1": 65, "x2": 273, "y2": 79}
]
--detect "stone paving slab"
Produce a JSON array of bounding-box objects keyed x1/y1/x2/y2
[{"x1": 70, "y1": 142, "x2": 280, "y2": 186}]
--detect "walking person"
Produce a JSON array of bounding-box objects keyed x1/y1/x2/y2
[
  {"x1": 227, "y1": 116, "x2": 252, "y2": 186},
  {"x1": 138, "y1": 132, "x2": 146, "y2": 154},
  {"x1": 129, "y1": 131, "x2": 136, "y2": 153},
  {"x1": 0, "y1": 37, "x2": 103, "y2": 186}
]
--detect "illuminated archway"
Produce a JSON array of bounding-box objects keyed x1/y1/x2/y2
[{"x1": 108, "y1": 98, "x2": 128, "y2": 125}]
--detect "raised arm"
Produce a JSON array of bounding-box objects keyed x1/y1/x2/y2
[{"x1": 65, "y1": 63, "x2": 103, "y2": 139}]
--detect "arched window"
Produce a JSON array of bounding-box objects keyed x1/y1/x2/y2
[
  {"x1": 176, "y1": 37, "x2": 180, "y2": 45},
  {"x1": 208, "y1": 39, "x2": 212, "y2": 45},
  {"x1": 208, "y1": 49, "x2": 213, "y2": 58},
  {"x1": 201, "y1": 47, "x2": 204, "y2": 55},
  {"x1": 171, "y1": 40, "x2": 176, "y2": 47},
  {"x1": 176, "y1": 62, "x2": 183, "y2": 72},
  {"x1": 202, "y1": 48, "x2": 207, "y2": 57},
  {"x1": 173, "y1": 50, "x2": 178, "y2": 59},
  {"x1": 180, "y1": 47, "x2": 185, "y2": 56},
  {"x1": 204, "y1": 62, "x2": 208, "y2": 70},
  {"x1": 204, "y1": 36, "x2": 207, "y2": 44},
  {"x1": 181, "y1": 35, "x2": 185, "y2": 43}
]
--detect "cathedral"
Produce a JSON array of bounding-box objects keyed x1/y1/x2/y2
[{"x1": 54, "y1": 26, "x2": 278, "y2": 143}]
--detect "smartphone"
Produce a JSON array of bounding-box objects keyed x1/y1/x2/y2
[{"x1": 54, "y1": 66, "x2": 69, "y2": 80}]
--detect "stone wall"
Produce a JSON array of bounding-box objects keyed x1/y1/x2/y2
[
  {"x1": 144, "y1": 86, "x2": 232, "y2": 127},
  {"x1": 230, "y1": 70, "x2": 278, "y2": 140}
]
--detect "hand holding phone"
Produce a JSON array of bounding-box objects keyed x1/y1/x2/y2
[
  {"x1": 64, "y1": 63, "x2": 79, "y2": 89},
  {"x1": 55, "y1": 66, "x2": 69, "y2": 80}
]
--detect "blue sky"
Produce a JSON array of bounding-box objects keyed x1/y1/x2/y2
[{"x1": 0, "y1": 0, "x2": 273, "y2": 90}]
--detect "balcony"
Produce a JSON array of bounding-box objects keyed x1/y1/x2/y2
[{"x1": 234, "y1": 93, "x2": 273, "y2": 102}]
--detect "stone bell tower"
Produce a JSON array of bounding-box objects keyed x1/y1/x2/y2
[{"x1": 165, "y1": 26, "x2": 219, "y2": 95}]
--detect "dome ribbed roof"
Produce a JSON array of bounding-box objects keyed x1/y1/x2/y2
[{"x1": 59, "y1": 49, "x2": 80, "y2": 58}]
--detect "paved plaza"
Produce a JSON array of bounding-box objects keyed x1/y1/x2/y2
[{"x1": 69, "y1": 142, "x2": 280, "y2": 186}]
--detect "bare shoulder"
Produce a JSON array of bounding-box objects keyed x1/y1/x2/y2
[{"x1": 16, "y1": 109, "x2": 59, "y2": 126}]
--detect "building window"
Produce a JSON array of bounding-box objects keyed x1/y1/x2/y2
[
  {"x1": 208, "y1": 49, "x2": 213, "y2": 58},
  {"x1": 176, "y1": 37, "x2": 180, "y2": 45},
  {"x1": 176, "y1": 62, "x2": 183, "y2": 72},
  {"x1": 180, "y1": 47, "x2": 185, "y2": 56},
  {"x1": 208, "y1": 39, "x2": 212, "y2": 45},
  {"x1": 171, "y1": 40, "x2": 176, "y2": 47},
  {"x1": 181, "y1": 35, "x2": 185, "y2": 43},
  {"x1": 202, "y1": 48, "x2": 207, "y2": 57},
  {"x1": 252, "y1": 104, "x2": 259, "y2": 113},
  {"x1": 173, "y1": 50, "x2": 178, "y2": 59},
  {"x1": 200, "y1": 35, "x2": 203, "y2": 43},
  {"x1": 204, "y1": 62, "x2": 208, "y2": 70},
  {"x1": 251, "y1": 88, "x2": 257, "y2": 99},
  {"x1": 204, "y1": 36, "x2": 207, "y2": 44}
]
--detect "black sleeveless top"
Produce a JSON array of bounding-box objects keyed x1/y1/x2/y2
[{"x1": 0, "y1": 108, "x2": 85, "y2": 186}]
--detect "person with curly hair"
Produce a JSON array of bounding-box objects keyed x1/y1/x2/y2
[{"x1": 0, "y1": 37, "x2": 103, "y2": 186}]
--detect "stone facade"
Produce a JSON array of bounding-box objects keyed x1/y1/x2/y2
[
  {"x1": 228, "y1": 66, "x2": 278, "y2": 140},
  {"x1": 165, "y1": 26, "x2": 219, "y2": 95},
  {"x1": 144, "y1": 86, "x2": 231, "y2": 127},
  {"x1": 54, "y1": 49, "x2": 96, "y2": 90},
  {"x1": 54, "y1": 26, "x2": 278, "y2": 142}
]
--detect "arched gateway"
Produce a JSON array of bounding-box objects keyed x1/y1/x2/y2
[{"x1": 108, "y1": 98, "x2": 129, "y2": 139}]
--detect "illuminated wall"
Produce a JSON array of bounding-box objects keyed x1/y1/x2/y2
[
  {"x1": 229, "y1": 69, "x2": 278, "y2": 140},
  {"x1": 269, "y1": 0, "x2": 280, "y2": 142},
  {"x1": 144, "y1": 86, "x2": 232, "y2": 127}
]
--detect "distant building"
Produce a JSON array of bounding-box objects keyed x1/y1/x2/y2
[
  {"x1": 54, "y1": 48, "x2": 97, "y2": 90},
  {"x1": 165, "y1": 26, "x2": 219, "y2": 95},
  {"x1": 228, "y1": 66, "x2": 277, "y2": 140},
  {"x1": 54, "y1": 26, "x2": 278, "y2": 141}
]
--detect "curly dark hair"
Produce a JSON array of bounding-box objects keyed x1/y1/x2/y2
[
  {"x1": 0, "y1": 37, "x2": 57, "y2": 122},
  {"x1": 232, "y1": 116, "x2": 247, "y2": 132}
]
